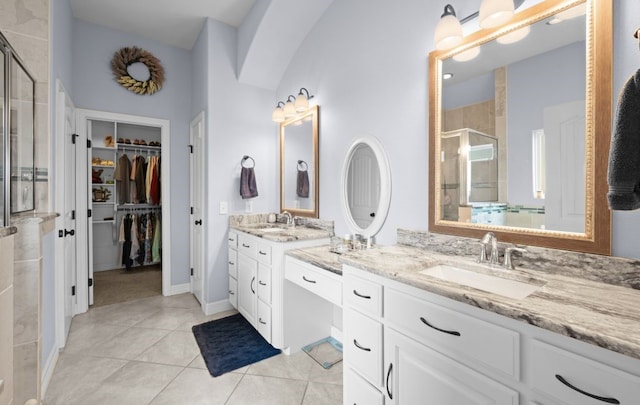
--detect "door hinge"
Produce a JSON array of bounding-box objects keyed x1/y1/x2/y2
[
  {"x1": 71, "y1": 285, "x2": 76, "y2": 296},
  {"x1": 87, "y1": 139, "x2": 92, "y2": 148},
  {"x1": 190, "y1": 206, "x2": 194, "y2": 215},
  {"x1": 191, "y1": 268, "x2": 194, "y2": 276},
  {"x1": 189, "y1": 145, "x2": 193, "y2": 154},
  {"x1": 71, "y1": 210, "x2": 76, "y2": 220},
  {"x1": 88, "y1": 278, "x2": 93, "y2": 287},
  {"x1": 88, "y1": 209, "x2": 92, "y2": 218},
  {"x1": 72, "y1": 133, "x2": 79, "y2": 144},
  {"x1": 58, "y1": 230, "x2": 64, "y2": 238}
]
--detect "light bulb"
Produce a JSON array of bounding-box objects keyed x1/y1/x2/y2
[
  {"x1": 272, "y1": 107, "x2": 284, "y2": 122},
  {"x1": 434, "y1": 13, "x2": 463, "y2": 50},
  {"x1": 294, "y1": 94, "x2": 309, "y2": 112},
  {"x1": 283, "y1": 101, "x2": 296, "y2": 118}
]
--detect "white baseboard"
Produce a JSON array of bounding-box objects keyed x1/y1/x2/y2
[
  {"x1": 204, "y1": 299, "x2": 234, "y2": 316},
  {"x1": 166, "y1": 283, "x2": 190, "y2": 296},
  {"x1": 331, "y1": 325, "x2": 343, "y2": 343},
  {"x1": 41, "y1": 347, "x2": 60, "y2": 399}
]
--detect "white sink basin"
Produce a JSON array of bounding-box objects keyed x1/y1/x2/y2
[
  {"x1": 255, "y1": 227, "x2": 287, "y2": 233},
  {"x1": 420, "y1": 264, "x2": 543, "y2": 300}
]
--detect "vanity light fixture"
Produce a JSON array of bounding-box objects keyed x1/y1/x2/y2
[
  {"x1": 271, "y1": 101, "x2": 286, "y2": 123},
  {"x1": 434, "y1": 0, "x2": 524, "y2": 51},
  {"x1": 271, "y1": 88, "x2": 316, "y2": 122}
]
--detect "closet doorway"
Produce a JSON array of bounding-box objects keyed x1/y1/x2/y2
[{"x1": 75, "y1": 109, "x2": 171, "y2": 312}]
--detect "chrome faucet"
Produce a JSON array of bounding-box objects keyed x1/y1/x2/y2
[
  {"x1": 478, "y1": 232, "x2": 497, "y2": 264},
  {"x1": 281, "y1": 211, "x2": 294, "y2": 227},
  {"x1": 503, "y1": 247, "x2": 527, "y2": 269}
]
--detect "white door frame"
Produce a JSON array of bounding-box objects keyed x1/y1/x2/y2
[
  {"x1": 53, "y1": 79, "x2": 77, "y2": 347},
  {"x1": 189, "y1": 111, "x2": 206, "y2": 310},
  {"x1": 74, "y1": 108, "x2": 172, "y2": 314}
]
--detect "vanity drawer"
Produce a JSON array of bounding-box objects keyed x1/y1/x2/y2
[
  {"x1": 257, "y1": 299, "x2": 271, "y2": 342},
  {"x1": 228, "y1": 248, "x2": 238, "y2": 279},
  {"x1": 228, "y1": 277, "x2": 238, "y2": 309},
  {"x1": 285, "y1": 257, "x2": 342, "y2": 306},
  {"x1": 345, "y1": 366, "x2": 384, "y2": 405},
  {"x1": 228, "y1": 231, "x2": 238, "y2": 249},
  {"x1": 238, "y1": 234, "x2": 257, "y2": 258},
  {"x1": 344, "y1": 309, "x2": 383, "y2": 387},
  {"x1": 531, "y1": 340, "x2": 640, "y2": 405},
  {"x1": 258, "y1": 264, "x2": 271, "y2": 305},
  {"x1": 344, "y1": 273, "x2": 383, "y2": 318},
  {"x1": 257, "y1": 242, "x2": 272, "y2": 265},
  {"x1": 385, "y1": 287, "x2": 519, "y2": 379}
]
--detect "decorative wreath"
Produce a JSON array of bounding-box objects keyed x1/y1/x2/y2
[{"x1": 111, "y1": 46, "x2": 165, "y2": 95}]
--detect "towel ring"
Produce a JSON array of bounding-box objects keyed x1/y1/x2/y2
[
  {"x1": 241, "y1": 155, "x2": 255, "y2": 168},
  {"x1": 297, "y1": 160, "x2": 308, "y2": 171}
]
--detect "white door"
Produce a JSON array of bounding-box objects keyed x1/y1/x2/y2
[
  {"x1": 348, "y1": 145, "x2": 380, "y2": 229},
  {"x1": 384, "y1": 327, "x2": 518, "y2": 404},
  {"x1": 544, "y1": 100, "x2": 585, "y2": 233},
  {"x1": 190, "y1": 112, "x2": 205, "y2": 305},
  {"x1": 54, "y1": 80, "x2": 77, "y2": 346}
]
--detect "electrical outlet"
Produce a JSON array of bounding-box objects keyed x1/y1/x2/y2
[
  {"x1": 219, "y1": 201, "x2": 228, "y2": 215},
  {"x1": 246, "y1": 201, "x2": 253, "y2": 212}
]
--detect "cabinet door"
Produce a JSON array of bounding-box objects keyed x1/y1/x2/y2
[
  {"x1": 384, "y1": 328, "x2": 518, "y2": 405},
  {"x1": 345, "y1": 366, "x2": 384, "y2": 405},
  {"x1": 228, "y1": 276, "x2": 238, "y2": 309},
  {"x1": 238, "y1": 254, "x2": 257, "y2": 326}
]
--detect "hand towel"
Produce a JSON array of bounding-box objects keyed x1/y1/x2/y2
[
  {"x1": 607, "y1": 69, "x2": 640, "y2": 210},
  {"x1": 297, "y1": 169, "x2": 310, "y2": 198},
  {"x1": 240, "y1": 167, "x2": 258, "y2": 199}
]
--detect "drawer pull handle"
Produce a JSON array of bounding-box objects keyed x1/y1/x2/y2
[
  {"x1": 259, "y1": 281, "x2": 267, "y2": 286},
  {"x1": 420, "y1": 317, "x2": 461, "y2": 336},
  {"x1": 259, "y1": 318, "x2": 267, "y2": 325},
  {"x1": 228, "y1": 261, "x2": 234, "y2": 265},
  {"x1": 251, "y1": 277, "x2": 256, "y2": 294},
  {"x1": 242, "y1": 243, "x2": 250, "y2": 248},
  {"x1": 555, "y1": 374, "x2": 620, "y2": 404},
  {"x1": 303, "y1": 276, "x2": 317, "y2": 284},
  {"x1": 386, "y1": 363, "x2": 393, "y2": 400},
  {"x1": 229, "y1": 291, "x2": 235, "y2": 295},
  {"x1": 259, "y1": 251, "x2": 267, "y2": 255},
  {"x1": 228, "y1": 238, "x2": 235, "y2": 242},
  {"x1": 353, "y1": 289, "x2": 371, "y2": 299},
  {"x1": 353, "y1": 339, "x2": 371, "y2": 352}
]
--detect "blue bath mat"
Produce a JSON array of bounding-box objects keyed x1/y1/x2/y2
[{"x1": 192, "y1": 313, "x2": 281, "y2": 377}]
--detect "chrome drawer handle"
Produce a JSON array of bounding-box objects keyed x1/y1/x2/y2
[
  {"x1": 420, "y1": 317, "x2": 461, "y2": 336},
  {"x1": 228, "y1": 291, "x2": 235, "y2": 295},
  {"x1": 259, "y1": 281, "x2": 267, "y2": 286},
  {"x1": 259, "y1": 251, "x2": 267, "y2": 255},
  {"x1": 555, "y1": 375, "x2": 620, "y2": 404},
  {"x1": 353, "y1": 339, "x2": 371, "y2": 352},
  {"x1": 303, "y1": 276, "x2": 317, "y2": 284},
  {"x1": 228, "y1": 261, "x2": 234, "y2": 265},
  {"x1": 353, "y1": 289, "x2": 371, "y2": 299},
  {"x1": 259, "y1": 318, "x2": 267, "y2": 325},
  {"x1": 242, "y1": 243, "x2": 250, "y2": 248}
]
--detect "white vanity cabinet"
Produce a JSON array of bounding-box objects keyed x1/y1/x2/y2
[
  {"x1": 228, "y1": 228, "x2": 329, "y2": 349},
  {"x1": 343, "y1": 264, "x2": 640, "y2": 405}
]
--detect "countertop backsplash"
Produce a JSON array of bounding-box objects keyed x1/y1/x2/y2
[{"x1": 398, "y1": 228, "x2": 640, "y2": 290}]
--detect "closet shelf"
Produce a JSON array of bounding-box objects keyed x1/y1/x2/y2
[
  {"x1": 118, "y1": 204, "x2": 162, "y2": 209},
  {"x1": 93, "y1": 146, "x2": 116, "y2": 151},
  {"x1": 92, "y1": 201, "x2": 115, "y2": 205},
  {"x1": 117, "y1": 144, "x2": 161, "y2": 152},
  {"x1": 92, "y1": 165, "x2": 115, "y2": 169},
  {"x1": 93, "y1": 220, "x2": 115, "y2": 224},
  {"x1": 92, "y1": 183, "x2": 114, "y2": 186}
]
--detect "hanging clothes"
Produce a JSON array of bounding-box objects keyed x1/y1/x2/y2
[
  {"x1": 115, "y1": 154, "x2": 132, "y2": 204},
  {"x1": 152, "y1": 213, "x2": 162, "y2": 263},
  {"x1": 150, "y1": 156, "x2": 161, "y2": 205},
  {"x1": 135, "y1": 155, "x2": 147, "y2": 204}
]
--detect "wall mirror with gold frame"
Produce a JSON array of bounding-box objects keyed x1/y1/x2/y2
[
  {"x1": 428, "y1": 0, "x2": 612, "y2": 255},
  {"x1": 280, "y1": 105, "x2": 319, "y2": 218}
]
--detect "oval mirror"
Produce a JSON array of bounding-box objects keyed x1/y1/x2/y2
[{"x1": 341, "y1": 136, "x2": 392, "y2": 237}]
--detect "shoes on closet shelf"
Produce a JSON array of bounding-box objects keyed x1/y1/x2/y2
[
  {"x1": 124, "y1": 138, "x2": 132, "y2": 144},
  {"x1": 117, "y1": 138, "x2": 124, "y2": 144},
  {"x1": 139, "y1": 140, "x2": 147, "y2": 146},
  {"x1": 133, "y1": 139, "x2": 140, "y2": 145}
]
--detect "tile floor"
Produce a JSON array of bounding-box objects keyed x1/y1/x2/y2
[{"x1": 44, "y1": 293, "x2": 343, "y2": 405}]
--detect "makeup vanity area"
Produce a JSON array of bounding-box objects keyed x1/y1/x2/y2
[{"x1": 228, "y1": 1, "x2": 640, "y2": 404}]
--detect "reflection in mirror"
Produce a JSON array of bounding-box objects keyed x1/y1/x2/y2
[
  {"x1": 429, "y1": 0, "x2": 612, "y2": 255},
  {"x1": 280, "y1": 105, "x2": 319, "y2": 217},
  {"x1": 341, "y1": 136, "x2": 391, "y2": 238}
]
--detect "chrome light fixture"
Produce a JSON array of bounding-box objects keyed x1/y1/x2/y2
[
  {"x1": 272, "y1": 88, "x2": 315, "y2": 122},
  {"x1": 434, "y1": 5, "x2": 463, "y2": 50}
]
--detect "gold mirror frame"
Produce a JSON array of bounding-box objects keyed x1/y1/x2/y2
[
  {"x1": 280, "y1": 105, "x2": 320, "y2": 218},
  {"x1": 428, "y1": 0, "x2": 612, "y2": 255}
]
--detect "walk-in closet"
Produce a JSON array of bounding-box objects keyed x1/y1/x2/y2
[{"x1": 82, "y1": 110, "x2": 170, "y2": 307}]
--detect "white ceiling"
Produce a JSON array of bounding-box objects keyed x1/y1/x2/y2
[{"x1": 69, "y1": 0, "x2": 257, "y2": 50}]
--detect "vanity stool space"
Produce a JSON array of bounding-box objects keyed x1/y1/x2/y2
[
  {"x1": 343, "y1": 265, "x2": 640, "y2": 405},
  {"x1": 227, "y1": 228, "x2": 330, "y2": 350}
]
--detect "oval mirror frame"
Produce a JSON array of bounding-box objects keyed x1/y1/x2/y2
[
  {"x1": 341, "y1": 135, "x2": 392, "y2": 238},
  {"x1": 428, "y1": 0, "x2": 612, "y2": 255}
]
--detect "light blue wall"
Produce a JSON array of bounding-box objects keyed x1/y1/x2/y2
[
  {"x1": 72, "y1": 20, "x2": 192, "y2": 285},
  {"x1": 507, "y1": 41, "x2": 585, "y2": 206},
  {"x1": 202, "y1": 19, "x2": 276, "y2": 303}
]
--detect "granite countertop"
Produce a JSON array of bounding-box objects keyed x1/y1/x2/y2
[
  {"x1": 339, "y1": 245, "x2": 640, "y2": 361},
  {"x1": 0, "y1": 226, "x2": 17, "y2": 238},
  {"x1": 286, "y1": 245, "x2": 346, "y2": 275},
  {"x1": 11, "y1": 212, "x2": 59, "y2": 224},
  {"x1": 230, "y1": 223, "x2": 332, "y2": 243}
]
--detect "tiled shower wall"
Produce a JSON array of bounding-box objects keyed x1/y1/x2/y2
[{"x1": 0, "y1": 0, "x2": 50, "y2": 212}]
